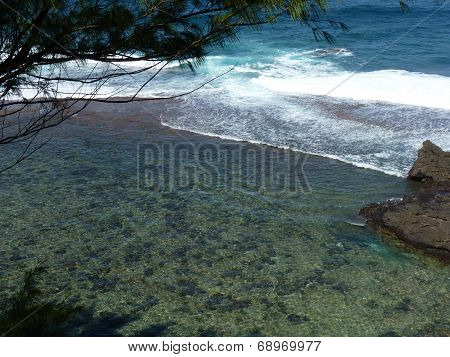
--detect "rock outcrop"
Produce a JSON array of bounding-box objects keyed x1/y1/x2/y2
[
  {"x1": 408, "y1": 140, "x2": 450, "y2": 186},
  {"x1": 360, "y1": 141, "x2": 450, "y2": 262}
]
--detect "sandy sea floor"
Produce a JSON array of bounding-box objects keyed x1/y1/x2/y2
[{"x1": 0, "y1": 101, "x2": 448, "y2": 336}]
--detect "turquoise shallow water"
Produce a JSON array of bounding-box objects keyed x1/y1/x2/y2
[
  {"x1": 0, "y1": 105, "x2": 448, "y2": 336},
  {"x1": 1, "y1": 0, "x2": 450, "y2": 337}
]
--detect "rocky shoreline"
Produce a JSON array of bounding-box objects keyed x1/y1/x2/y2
[{"x1": 360, "y1": 141, "x2": 450, "y2": 263}]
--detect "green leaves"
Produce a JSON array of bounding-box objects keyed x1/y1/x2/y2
[{"x1": 0, "y1": 1, "x2": 337, "y2": 68}]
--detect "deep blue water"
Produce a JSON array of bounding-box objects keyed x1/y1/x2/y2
[{"x1": 215, "y1": 0, "x2": 450, "y2": 75}]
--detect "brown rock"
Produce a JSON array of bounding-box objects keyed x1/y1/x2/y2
[
  {"x1": 408, "y1": 140, "x2": 450, "y2": 186},
  {"x1": 360, "y1": 193, "x2": 450, "y2": 262},
  {"x1": 361, "y1": 141, "x2": 450, "y2": 262}
]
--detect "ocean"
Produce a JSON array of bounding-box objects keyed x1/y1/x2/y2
[
  {"x1": 19, "y1": 1, "x2": 450, "y2": 176},
  {"x1": 89, "y1": 0, "x2": 450, "y2": 177},
  {"x1": 1, "y1": 0, "x2": 449, "y2": 336},
  {"x1": 159, "y1": 0, "x2": 450, "y2": 177}
]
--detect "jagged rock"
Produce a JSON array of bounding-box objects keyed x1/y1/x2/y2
[
  {"x1": 408, "y1": 140, "x2": 450, "y2": 186},
  {"x1": 360, "y1": 141, "x2": 450, "y2": 262}
]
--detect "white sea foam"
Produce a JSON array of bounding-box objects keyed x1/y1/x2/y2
[
  {"x1": 302, "y1": 48, "x2": 354, "y2": 57},
  {"x1": 115, "y1": 59, "x2": 180, "y2": 69},
  {"x1": 253, "y1": 65, "x2": 450, "y2": 110},
  {"x1": 160, "y1": 74, "x2": 450, "y2": 178}
]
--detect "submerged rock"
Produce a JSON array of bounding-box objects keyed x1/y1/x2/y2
[{"x1": 360, "y1": 141, "x2": 450, "y2": 262}]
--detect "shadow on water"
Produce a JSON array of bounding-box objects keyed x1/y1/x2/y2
[{"x1": 0, "y1": 265, "x2": 136, "y2": 337}]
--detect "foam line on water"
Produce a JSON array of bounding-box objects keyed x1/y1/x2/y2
[
  {"x1": 253, "y1": 68, "x2": 450, "y2": 110},
  {"x1": 160, "y1": 120, "x2": 405, "y2": 178}
]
